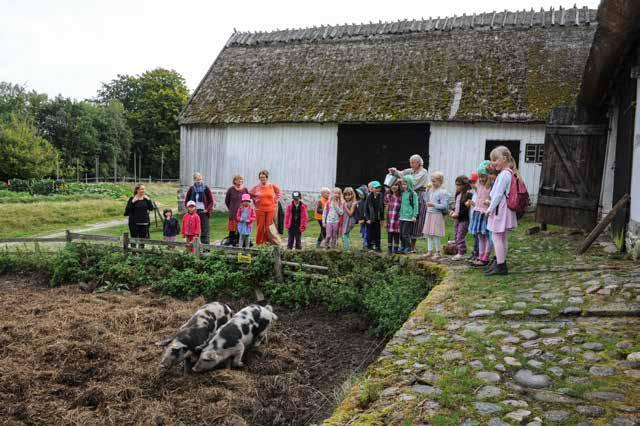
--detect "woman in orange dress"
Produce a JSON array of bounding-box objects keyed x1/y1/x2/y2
[{"x1": 249, "y1": 170, "x2": 281, "y2": 245}]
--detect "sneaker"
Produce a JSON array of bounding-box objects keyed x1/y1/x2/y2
[
  {"x1": 472, "y1": 259, "x2": 489, "y2": 267},
  {"x1": 452, "y1": 254, "x2": 464, "y2": 261},
  {"x1": 422, "y1": 252, "x2": 433, "y2": 259},
  {"x1": 431, "y1": 253, "x2": 442, "y2": 261}
]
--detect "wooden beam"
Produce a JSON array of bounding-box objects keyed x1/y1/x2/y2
[
  {"x1": 546, "y1": 125, "x2": 607, "y2": 136},
  {"x1": 68, "y1": 233, "x2": 121, "y2": 242},
  {"x1": 281, "y1": 260, "x2": 329, "y2": 273},
  {"x1": 577, "y1": 194, "x2": 630, "y2": 254},
  {"x1": 537, "y1": 195, "x2": 598, "y2": 210}
]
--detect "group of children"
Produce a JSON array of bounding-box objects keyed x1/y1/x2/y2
[
  {"x1": 311, "y1": 177, "x2": 418, "y2": 254},
  {"x1": 160, "y1": 146, "x2": 520, "y2": 274}
]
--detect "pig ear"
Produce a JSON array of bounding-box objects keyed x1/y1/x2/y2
[{"x1": 155, "y1": 336, "x2": 175, "y2": 347}]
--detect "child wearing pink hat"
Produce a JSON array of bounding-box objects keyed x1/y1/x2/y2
[{"x1": 236, "y1": 194, "x2": 257, "y2": 248}]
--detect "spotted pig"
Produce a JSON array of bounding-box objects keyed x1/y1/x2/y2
[
  {"x1": 192, "y1": 304, "x2": 277, "y2": 372},
  {"x1": 158, "y1": 302, "x2": 233, "y2": 373}
]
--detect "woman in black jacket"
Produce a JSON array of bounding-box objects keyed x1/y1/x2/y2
[{"x1": 124, "y1": 184, "x2": 154, "y2": 242}]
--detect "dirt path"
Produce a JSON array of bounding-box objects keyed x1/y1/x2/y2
[{"x1": 40, "y1": 218, "x2": 129, "y2": 238}]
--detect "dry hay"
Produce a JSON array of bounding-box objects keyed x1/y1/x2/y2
[{"x1": 0, "y1": 275, "x2": 385, "y2": 425}]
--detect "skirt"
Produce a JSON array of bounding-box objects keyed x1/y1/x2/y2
[
  {"x1": 423, "y1": 212, "x2": 445, "y2": 237},
  {"x1": 469, "y1": 210, "x2": 489, "y2": 235},
  {"x1": 487, "y1": 199, "x2": 518, "y2": 233},
  {"x1": 411, "y1": 191, "x2": 428, "y2": 238}
]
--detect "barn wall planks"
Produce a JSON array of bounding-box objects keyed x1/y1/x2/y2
[
  {"x1": 600, "y1": 106, "x2": 619, "y2": 216},
  {"x1": 181, "y1": 122, "x2": 544, "y2": 206},
  {"x1": 429, "y1": 122, "x2": 545, "y2": 202},
  {"x1": 180, "y1": 124, "x2": 338, "y2": 192}
]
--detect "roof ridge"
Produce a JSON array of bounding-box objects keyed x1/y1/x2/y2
[{"x1": 226, "y1": 5, "x2": 596, "y2": 47}]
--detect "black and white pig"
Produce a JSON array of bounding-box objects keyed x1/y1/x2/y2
[
  {"x1": 158, "y1": 301, "x2": 233, "y2": 374},
  {"x1": 192, "y1": 304, "x2": 278, "y2": 372}
]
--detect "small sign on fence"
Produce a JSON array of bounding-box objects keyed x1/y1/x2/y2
[{"x1": 237, "y1": 253, "x2": 252, "y2": 264}]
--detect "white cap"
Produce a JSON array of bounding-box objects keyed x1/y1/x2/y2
[{"x1": 186, "y1": 200, "x2": 196, "y2": 207}]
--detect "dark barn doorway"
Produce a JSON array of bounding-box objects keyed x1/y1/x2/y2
[
  {"x1": 485, "y1": 140, "x2": 521, "y2": 168},
  {"x1": 335, "y1": 123, "x2": 430, "y2": 188}
]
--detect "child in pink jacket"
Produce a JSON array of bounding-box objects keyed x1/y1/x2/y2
[{"x1": 236, "y1": 194, "x2": 257, "y2": 248}]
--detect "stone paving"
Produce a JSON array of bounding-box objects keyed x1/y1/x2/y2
[{"x1": 325, "y1": 230, "x2": 640, "y2": 426}]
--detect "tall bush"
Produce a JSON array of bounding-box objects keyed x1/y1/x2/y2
[{"x1": 0, "y1": 115, "x2": 58, "y2": 180}]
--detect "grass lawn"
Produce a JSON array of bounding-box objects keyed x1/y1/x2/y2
[{"x1": 0, "y1": 183, "x2": 179, "y2": 239}]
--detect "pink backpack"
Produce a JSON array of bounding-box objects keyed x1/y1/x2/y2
[{"x1": 506, "y1": 170, "x2": 530, "y2": 219}]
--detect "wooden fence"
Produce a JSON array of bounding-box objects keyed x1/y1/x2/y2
[{"x1": 0, "y1": 232, "x2": 329, "y2": 281}]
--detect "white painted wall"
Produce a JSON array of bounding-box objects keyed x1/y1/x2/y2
[
  {"x1": 600, "y1": 105, "x2": 619, "y2": 216},
  {"x1": 429, "y1": 122, "x2": 545, "y2": 202},
  {"x1": 180, "y1": 121, "x2": 544, "y2": 205},
  {"x1": 180, "y1": 123, "x2": 338, "y2": 192},
  {"x1": 630, "y1": 82, "x2": 640, "y2": 223}
]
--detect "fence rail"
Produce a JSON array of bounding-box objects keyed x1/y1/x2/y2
[{"x1": 1, "y1": 231, "x2": 329, "y2": 281}]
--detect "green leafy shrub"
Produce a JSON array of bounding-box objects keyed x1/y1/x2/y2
[
  {"x1": 4, "y1": 245, "x2": 439, "y2": 337},
  {"x1": 8, "y1": 178, "x2": 31, "y2": 193}
]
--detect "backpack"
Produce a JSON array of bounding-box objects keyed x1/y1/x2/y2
[{"x1": 506, "y1": 170, "x2": 530, "y2": 219}]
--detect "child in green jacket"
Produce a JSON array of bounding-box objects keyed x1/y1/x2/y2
[{"x1": 399, "y1": 176, "x2": 419, "y2": 253}]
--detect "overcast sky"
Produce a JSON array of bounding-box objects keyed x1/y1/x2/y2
[{"x1": 0, "y1": 0, "x2": 600, "y2": 100}]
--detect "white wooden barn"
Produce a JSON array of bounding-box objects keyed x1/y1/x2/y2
[{"x1": 179, "y1": 7, "x2": 597, "y2": 205}]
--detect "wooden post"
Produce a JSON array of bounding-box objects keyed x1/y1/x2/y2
[
  {"x1": 123, "y1": 232, "x2": 130, "y2": 253},
  {"x1": 577, "y1": 194, "x2": 630, "y2": 254},
  {"x1": 194, "y1": 237, "x2": 201, "y2": 257},
  {"x1": 540, "y1": 222, "x2": 548, "y2": 231},
  {"x1": 272, "y1": 245, "x2": 283, "y2": 282},
  {"x1": 65, "y1": 230, "x2": 72, "y2": 243}
]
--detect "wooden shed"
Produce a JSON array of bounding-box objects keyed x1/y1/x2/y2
[
  {"x1": 179, "y1": 7, "x2": 597, "y2": 205},
  {"x1": 539, "y1": 0, "x2": 640, "y2": 251}
]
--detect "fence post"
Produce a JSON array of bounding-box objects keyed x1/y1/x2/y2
[
  {"x1": 272, "y1": 245, "x2": 283, "y2": 282},
  {"x1": 65, "y1": 230, "x2": 72, "y2": 243},
  {"x1": 123, "y1": 233, "x2": 130, "y2": 253},
  {"x1": 194, "y1": 237, "x2": 201, "y2": 257}
]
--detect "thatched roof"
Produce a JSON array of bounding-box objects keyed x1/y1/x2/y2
[
  {"x1": 578, "y1": 0, "x2": 640, "y2": 111},
  {"x1": 180, "y1": 7, "x2": 598, "y2": 125}
]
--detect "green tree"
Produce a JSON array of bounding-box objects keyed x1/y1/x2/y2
[
  {"x1": 36, "y1": 97, "x2": 132, "y2": 179},
  {"x1": 0, "y1": 115, "x2": 59, "y2": 180},
  {"x1": 97, "y1": 68, "x2": 189, "y2": 179}
]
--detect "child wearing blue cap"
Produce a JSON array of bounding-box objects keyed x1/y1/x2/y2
[{"x1": 364, "y1": 180, "x2": 384, "y2": 251}]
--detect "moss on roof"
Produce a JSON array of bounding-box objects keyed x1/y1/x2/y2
[{"x1": 181, "y1": 13, "x2": 597, "y2": 125}]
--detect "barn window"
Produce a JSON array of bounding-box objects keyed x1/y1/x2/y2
[{"x1": 525, "y1": 144, "x2": 544, "y2": 163}]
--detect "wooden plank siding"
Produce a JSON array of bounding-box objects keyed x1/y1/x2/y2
[
  {"x1": 180, "y1": 124, "x2": 338, "y2": 192},
  {"x1": 429, "y1": 122, "x2": 545, "y2": 201},
  {"x1": 181, "y1": 122, "x2": 544, "y2": 205}
]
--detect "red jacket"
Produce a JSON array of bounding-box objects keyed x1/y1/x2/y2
[
  {"x1": 235, "y1": 205, "x2": 257, "y2": 225},
  {"x1": 184, "y1": 185, "x2": 215, "y2": 215},
  {"x1": 181, "y1": 212, "x2": 201, "y2": 237},
  {"x1": 284, "y1": 201, "x2": 308, "y2": 232}
]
